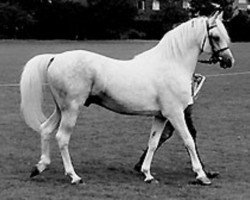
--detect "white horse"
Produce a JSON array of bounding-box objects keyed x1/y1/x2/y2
[{"x1": 20, "y1": 11, "x2": 234, "y2": 185}]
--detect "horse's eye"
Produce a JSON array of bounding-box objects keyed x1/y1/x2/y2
[{"x1": 213, "y1": 36, "x2": 220, "y2": 42}]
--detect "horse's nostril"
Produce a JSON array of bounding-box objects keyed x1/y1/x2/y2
[{"x1": 227, "y1": 58, "x2": 234, "y2": 68}]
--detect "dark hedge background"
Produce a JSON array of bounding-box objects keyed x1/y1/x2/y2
[{"x1": 0, "y1": 0, "x2": 249, "y2": 41}]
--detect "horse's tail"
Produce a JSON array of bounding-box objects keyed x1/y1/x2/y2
[{"x1": 20, "y1": 54, "x2": 55, "y2": 132}]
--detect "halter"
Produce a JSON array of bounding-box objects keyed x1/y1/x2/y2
[{"x1": 199, "y1": 20, "x2": 229, "y2": 64}]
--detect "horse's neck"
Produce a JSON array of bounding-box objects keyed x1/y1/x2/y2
[{"x1": 154, "y1": 18, "x2": 206, "y2": 75}]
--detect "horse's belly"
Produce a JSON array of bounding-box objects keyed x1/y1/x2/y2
[
  {"x1": 85, "y1": 94, "x2": 161, "y2": 116},
  {"x1": 100, "y1": 101, "x2": 161, "y2": 116}
]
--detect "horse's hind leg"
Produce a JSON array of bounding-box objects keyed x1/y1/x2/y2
[
  {"x1": 30, "y1": 107, "x2": 61, "y2": 177},
  {"x1": 167, "y1": 109, "x2": 211, "y2": 185},
  {"x1": 141, "y1": 116, "x2": 166, "y2": 182},
  {"x1": 55, "y1": 100, "x2": 82, "y2": 184}
]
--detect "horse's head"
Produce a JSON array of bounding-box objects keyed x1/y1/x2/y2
[{"x1": 200, "y1": 11, "x2": 234, "y2": 69}]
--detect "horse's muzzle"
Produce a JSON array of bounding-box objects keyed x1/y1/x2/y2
[{"x1": 219, "y1": 55, "x2": 234, "y2": 69}]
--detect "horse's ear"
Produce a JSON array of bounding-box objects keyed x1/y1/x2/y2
[
  {"x1": 210, "y1": 11, "x2": 222, "y2": 24},
  {"x1": 217, "y1": 11, "x2": 224, "y2": 21}
]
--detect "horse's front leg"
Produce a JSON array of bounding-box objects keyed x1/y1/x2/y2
[
  {"x1": 141, "y1": 116, "x2": 166, "y2": 183},
  {"x1": 184, "y1": 105, "x2": 219, "y2": 179},
  {"x1": 167, "y1": 109, "x2": 211, "y2": 185},
  {"x1": 134, "y1": 105, "x2": 195, "y2": 173},
  {"x1": 134, "y1": 120, "x2": 174, "y2": 173}
]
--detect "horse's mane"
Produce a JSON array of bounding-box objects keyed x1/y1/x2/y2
[
  {"x1": 134, "y1": 17, "x2": 206, "y2": 60},
  {"x1": 134, "y1": 16, "x2": 230, "y2": 61}
]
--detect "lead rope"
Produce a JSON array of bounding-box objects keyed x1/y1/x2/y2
[{"x1": 198, "y1": 55, "x2": 221, "y2": 64}]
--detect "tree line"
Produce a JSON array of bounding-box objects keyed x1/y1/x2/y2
[{"x1": 0, "y1": 0, "x2": 249, "y2": 41}]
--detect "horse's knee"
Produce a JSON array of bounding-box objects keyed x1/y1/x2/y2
[
  {"x1": 148, "y1": 144, "x2": 157, "y2": 153},
  {"x1": 40, "y1": 130, "x2": 51, "y2": 141},
  {"x1": 182, "y1": 135, "x2": 196, "y2": 150},
  {"x1": 56, "y1": 131, "x2": 71, "y2": 150},
  {"x1": 148, "y1": 140, "x2": 158, "y2": 152}
]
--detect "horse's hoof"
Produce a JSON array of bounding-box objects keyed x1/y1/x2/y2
[
  {"x1": 30, "y1": 166, "x2": 40, "y2": 178},
  {"x1": 71, "y1": 179, "x2": 85, "y2": 186},
  {"x1": 195, "y1": 176, "x2": 212, "y2": 186},
  {"x1": 144, "y1": 178, "x2": 159, "y2": 184},
  {"x1": 206, "y1": 171, "x2": 220, "y2": 179}
]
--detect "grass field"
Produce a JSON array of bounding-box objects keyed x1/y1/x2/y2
[{"x1": 0, "y1": 40, "x2": 249, "y2": 200}]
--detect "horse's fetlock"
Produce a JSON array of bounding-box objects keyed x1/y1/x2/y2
[
  {"x1": 193, "y1": 167, "x2": 206, "y2": 178},
  {"x1": 40, "y1": 155, "x2": 51, "y2": 165},
  {"x1": 141, "y1": 167, "x2": 149, "y2": 174},
  {"x1": 65, "y1": 171, "x2": 72, "y2": 176}
]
